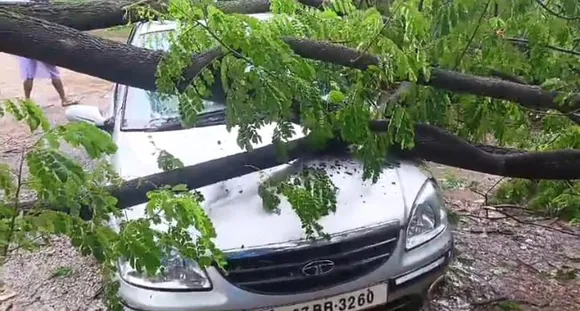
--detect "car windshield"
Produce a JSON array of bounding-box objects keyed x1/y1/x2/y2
[{"x1": 121, "y1": 28, "x2": 225, "y2": 131}]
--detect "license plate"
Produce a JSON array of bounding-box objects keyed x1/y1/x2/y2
[{"x1": 257, "y1": 283, "x2": 388, "y2": 311}]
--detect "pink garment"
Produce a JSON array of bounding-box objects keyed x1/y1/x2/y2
[{"x1": 19, "y1": 57, "x2": 60, "y2": 80}]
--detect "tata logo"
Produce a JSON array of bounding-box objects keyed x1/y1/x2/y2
[{"x1": 301, "y1": 259, "x2": 335, "y2": 276}]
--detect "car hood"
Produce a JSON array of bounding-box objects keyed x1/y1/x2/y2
[{"x1": 110, "y1": 123, "x2": 427, "y2": 251}]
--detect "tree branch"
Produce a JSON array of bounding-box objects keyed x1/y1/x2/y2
[
  {"x1": 17, "y1": 121, "x2": 580, "y2": 218},
  {"x1": 533, "y1": 0, "x2": 580, "y2": 21},
  {"x1": 377, "y1": 81, "x2": 413, "y2": 113},
  {"x1": 488, "y1": 69, "x2": 529, "y2": 85},
  {"x1": 0, "y1": 8, "x2": 224, "y2": 91},
  {"x1": 0, "y1": 0, "x2": 326, "y2": 30},
  {"x1": 281, "y1": 38, "x2": 580, "y2": 113},
  {"x1": 2, "y1": 3, "x2": 580, "y2": 114},
  {"x1": 0, "y1": 0, "x2": 140, "y2": 31},
  {"x1": 505, "y1": 37, "x2": 580, "y2": 57}
]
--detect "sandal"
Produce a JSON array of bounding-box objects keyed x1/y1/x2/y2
[{"x1": 61, "y1": 100, "x2": 79, "y2": 107}]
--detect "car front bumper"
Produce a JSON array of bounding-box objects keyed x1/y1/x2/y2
[{"x1": 121, "y1": 225, "x2": 454, "y2": 311}]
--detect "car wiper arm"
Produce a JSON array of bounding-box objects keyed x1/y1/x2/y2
[
  {"x1": 198, "y1": 109, "x2": 225, "y2": 119},
  {"x1": 143, "y1": 110, "x2": 226, "y2": 132},
  {"x1": 143, "y1": 117, "x2": 183, "y2": 132},
  {"x1": 195, "y1": 110, "x2": 225, "y2": 125}
]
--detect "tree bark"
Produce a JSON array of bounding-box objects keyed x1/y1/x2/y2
[
  {"x1": 284, "y1": 38, "x2": 580, "y2": 113},
  {"x1": 18, "y1": 122, "x2": 580, "y2": 217},
  {"x1": 119, "y1": 122, "x2": 579, "y2": 209},
  {"x1": 0, "y1": 8, "x2": 223, "y2": 91},
  {"x1": 0, "y1": 0, "x2": 326, "y2": 30},
  {"x1": 2, "y1": 7, "x2": 579, "y2": 114},
  {"x1": 0, "y1": 0, "x2": 138, "y2": 31}
]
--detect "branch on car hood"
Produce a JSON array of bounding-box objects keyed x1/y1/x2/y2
[{"x1": 15, "y1": 122, "x2": 580, "y2": 219}]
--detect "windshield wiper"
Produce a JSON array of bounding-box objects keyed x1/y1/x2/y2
[
  {"x1": 142, "y1": 116, "x2": 182, "y2": 132},
  {"x1": 195, "y1": 109, "x2": 226, "y2": 126},
  {"x1": 143, "y1": 110, "x2": 225, "y2": 132}
]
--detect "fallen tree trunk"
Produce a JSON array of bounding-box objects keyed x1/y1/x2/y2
[
  {"x1": 0, "y1": 0, "x2": 325, "y2": 30},
  {"x1": 1, "y1": 7, "x2": 579, "y2": 114},
  {"x1": 0, "y1": 8, "x2": 224, "y2": 91},
  {"x1": 110, "y1": 122, "x2": 580, "y2": 207},
  {"x1": 17, "y1": 121, "x2": 580, "y2": 217},
  {"x1": 0, "y1": 0, "x2": 138, "y2": 31}
]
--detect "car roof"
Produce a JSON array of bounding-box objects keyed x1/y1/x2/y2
[{"x1": 136, "y1": 12, "x2": 275, "y2": 36}]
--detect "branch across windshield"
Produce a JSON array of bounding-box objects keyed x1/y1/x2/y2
[{"x1": 121, "y1": 27, "x2": 225, "y2": 131}]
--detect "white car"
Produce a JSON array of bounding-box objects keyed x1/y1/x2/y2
[{"x1": 65, "y1": 13, "x2": 453, "y2": 311}]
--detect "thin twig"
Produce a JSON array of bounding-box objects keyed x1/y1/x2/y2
[
  {"x1": 505, "y1": 37, "x2": 580, "y2": 57},
  {"x1": 427, "y1": 273, "x2": 446, "y2": 302},
  {"x1": 472, "y1": 296, "x2": 549, "y2": 308},
  {"x1": 2, "y1": 148, "x2": 26, "y2": 257},
  {"x1": 453, "y1": 0, "x2": 492, "y2": 69},
  {"x1": 469, "y1": 228, "x2": 515, "y2": 235},
  {"x1": 491, "y1": 204, "x2": 528, "y2": 210},
  {"x1": 351, "y1": 1, "x2": 402, "y2": 63},
  {"x1": 7, "y1": 235, "x2": 44, "y2": 253},
  {"x1": 484, "y1": 177, "x2": 505, "y2": 205},
  {"x1": 533, "y1": 0, "x2": 580, "y2": 21},
  {"x1": 483, "y1": 207, "x2": 580, "y2": 237},
  {"x1": 194, "y1": 20, "x2": 251, "y2": 63},
  {"x1": 516, "y1": 257, "x2": 542, "y2": 273}
]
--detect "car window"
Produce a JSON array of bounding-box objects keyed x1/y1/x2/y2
[{"x1": 121, "y1": 29, "x2": 225, "y2": 130}]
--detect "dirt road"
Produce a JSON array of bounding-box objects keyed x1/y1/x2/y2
[{"x1": 0, "y1": 51, "x2": 113, "y2": 162}]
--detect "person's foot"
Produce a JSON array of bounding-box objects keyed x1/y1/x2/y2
[{"x1": 61, "y1": 99, "x2": 78, "y2": 107}]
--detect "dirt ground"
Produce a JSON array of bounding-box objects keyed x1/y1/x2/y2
[
  {"x1": 0, "y1": 31, "x2": 579, "y2": 311},
  {"x1": 428, "y1": 167, "x2": 580, "y2": 311},
  {"x1": 0, "y1": 30, "x2": 123, "y2": 164}
]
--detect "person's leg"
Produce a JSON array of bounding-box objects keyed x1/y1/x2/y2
[
  {"x1": 50, "y1": 78, "x2": 67, "y2": 103},
  {"x1": 21, "y1": 58, "x2": 37, "y2": 99},
  {"x1": 44, "y1": 63, "x2": 74, "y2": 106},
  {"x1": 23, "y1": 79, "x2": 34, "y2": 99}
]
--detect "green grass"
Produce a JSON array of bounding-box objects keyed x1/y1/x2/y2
[
  {"x1": 439, "y1": 173, "x2": 466, "y2": 191},
  {"x1": 51, "y1": 266, "x2": 73, "y2": 278}
]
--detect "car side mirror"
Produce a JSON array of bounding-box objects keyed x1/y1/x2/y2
[{"x1": 65, "y1": 105, "x2": 113, "y2": 132}]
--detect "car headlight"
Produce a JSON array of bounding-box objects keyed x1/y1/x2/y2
[
  {"x1": 118, "y1": 251, "x2": 212, "y2": 290},
  {"x1": 405, "y1": 180, "x2": 448, "y2": 250}
]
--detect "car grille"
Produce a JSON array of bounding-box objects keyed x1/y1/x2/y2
[{"x1": 218, "y1": 222, "x2": 400, "y2": 295}]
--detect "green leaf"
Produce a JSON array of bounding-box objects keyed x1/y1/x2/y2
[
  {"x1": 157, "y1": 150, "x2": 185, "y2": 172},
  {"x1": 328, "y1": 90, "x2": 346, "y2": 104},
  {"x1": 54, "y1": 122, "x2": 117, "y2": 159},
  {"x1": 0, "y1": 164, "x2": 15, "y2": 197},
  {"x1": 51, "y1": 266, "x2": 73, "y2": 278}
]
